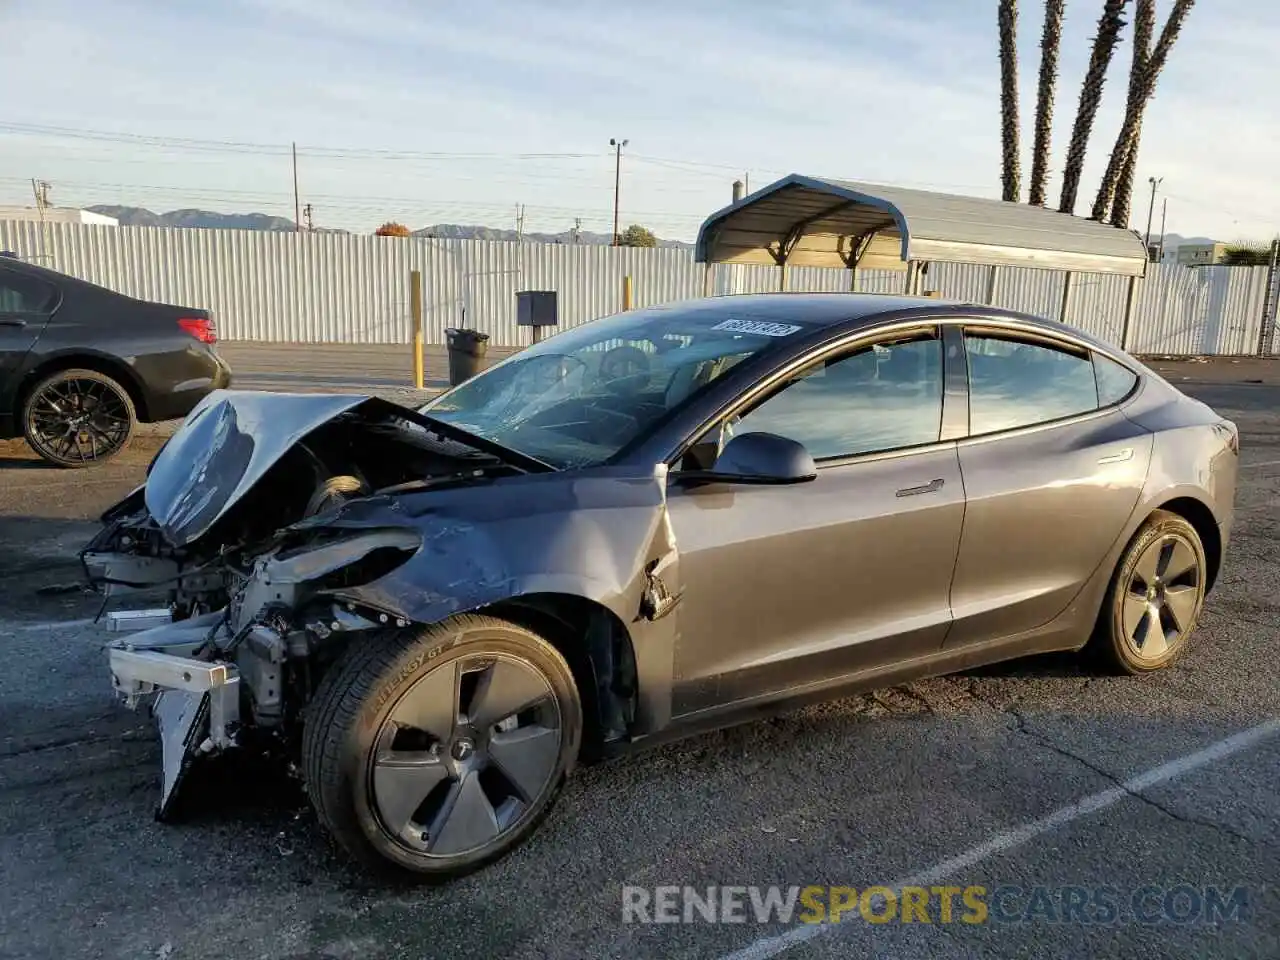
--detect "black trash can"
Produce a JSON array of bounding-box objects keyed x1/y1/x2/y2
[{"x1": 444, "y1": 328, "x2": 490, "y2": 386}]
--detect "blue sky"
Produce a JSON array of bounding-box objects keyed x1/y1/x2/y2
[{"x1": 3, "y1": 0, "x2": 1277, "y2": 242}]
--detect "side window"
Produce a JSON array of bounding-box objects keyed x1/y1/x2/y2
[
  {"x1": 729, "y1": 332, "x2": 943, "y2": 459},
  {"x1": 0, "y1": 270, "x2": 57, "y2": 313},
  {"x1": 1094, "y1": 353, "x2": 1139, "y2": 406},
  {"x1": 965, "y1": 333, "x2": 1099, "y2": 434}
]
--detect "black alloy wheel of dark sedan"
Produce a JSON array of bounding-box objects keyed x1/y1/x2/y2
[{"x1": 23, "y1": 368, "x2": 136, "y2": 467}]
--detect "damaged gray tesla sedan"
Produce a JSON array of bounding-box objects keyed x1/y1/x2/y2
[{"x1": 84, "y1": 293, "x2": 1238, "y2": 879}]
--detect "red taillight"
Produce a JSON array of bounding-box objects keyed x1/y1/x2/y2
[{"x1": 178, "y1": 316, "x2": 217, "y2": 344}]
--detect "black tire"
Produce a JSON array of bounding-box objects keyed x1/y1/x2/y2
[
  {"x1": 22, "y1": 368, "x2": 136, "y2": 468},
  {"x1": 1091, "y1": 510, "x2": 1208, "y2": 675},
  {"x1": 302, "y1": 615, "x2": 582, "y2": 881}
]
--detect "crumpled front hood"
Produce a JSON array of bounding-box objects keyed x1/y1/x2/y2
[{"x1": 145, "y1": 390, "x2": 371, "y2": 547}]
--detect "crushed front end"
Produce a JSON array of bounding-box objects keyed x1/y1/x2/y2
[{"x1": 82, "y1": 390, "x2": 530, "y2": 818}]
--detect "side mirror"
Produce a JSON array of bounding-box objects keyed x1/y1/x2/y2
[{"x1": 678, "y1": 432, "x2": 816, "y2": 486}]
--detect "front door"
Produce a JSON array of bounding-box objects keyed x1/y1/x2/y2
[{"x1": 665, "y1": 327, "x2": 966, "y2": 717}]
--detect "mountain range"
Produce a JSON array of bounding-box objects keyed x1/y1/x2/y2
[{"x1": 86, "y1": 205, "x2": 692, "y2": 247}]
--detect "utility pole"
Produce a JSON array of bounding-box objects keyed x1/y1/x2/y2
[
  {"x1": 572, "y1": 217, "x2": 582, "y2": 243},
  {"x1": 515, "y1": 204, "x2": 525, "y2": 240},
  {"x1": 1157, "y1": 198, "x2": 1168, "y2": 262},
  {"x1": 292, "y1": 142, "x2": 301, "y2": 232},
  {"x1": 609, "y1": 137, "x2": 628, "y2": 245},
  {"x1": 303, "y1": 203, "x2": 315, "y2": 231},
  {"x1": 30, "y1": 178, "x2": 51, "y2": 219},
  {"x1": 1144, "y1": 176, "x2": 1163, "y2": 254}
]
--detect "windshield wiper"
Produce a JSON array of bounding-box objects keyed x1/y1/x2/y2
[{"x1": 394, "y1": 406, "x2": 555, "y2": 473}]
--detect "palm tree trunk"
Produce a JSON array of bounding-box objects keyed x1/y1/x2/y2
[
  {"x1": 998, "y1": 0, "x2": 1021, "y2": 202},
  {"x1": 1058, "y1": 0, "x2": 1130, "y2": 215},
  {"x1": 1098, "y1": 0, "x2": 1155, "y2": 223},
  {"x1": 1093, "y1": 0, "x2": 1196, "y2": 221},
  {"x1": 1108, "y1": 116, "x2": 1143, "y2": 226},
  {"x1": 1029, "y1": 0, "x2": 1065, "y2": 206}
]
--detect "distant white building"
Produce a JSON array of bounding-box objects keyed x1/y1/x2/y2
[{"x1": 0, "y1": 205, "x2": 118, "y2": 226}]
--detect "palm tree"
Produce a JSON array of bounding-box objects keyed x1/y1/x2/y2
[
  {"x1": 1093, "y1": 0, "x2": 1197, "y2": 222},
  {"x1": 998, "y1": 0, "x2": 1021, "y2": 202},
  {"x1": 1029, "y1": 0, "x2": 1065, "y2": 206},
  {"x1": 1105, "y1": 0, "x2": 1154, "y2": 226},
  {"x1": 1058, "y1": 0, "x2": 1130, "y2": 215}
]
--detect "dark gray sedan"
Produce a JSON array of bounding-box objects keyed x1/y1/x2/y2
[{"x1": 83, "y1": 293, "x2": 1238, "y2": 879}]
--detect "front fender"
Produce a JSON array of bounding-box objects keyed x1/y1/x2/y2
[{"x1": 311, "y1": 464, "x2": 683, "y2": 734}]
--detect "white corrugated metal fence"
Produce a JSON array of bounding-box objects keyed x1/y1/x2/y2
[{"x1": 2, "y1": 220, "x2": 1276, "y2": 355}]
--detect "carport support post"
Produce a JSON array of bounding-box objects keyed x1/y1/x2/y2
[
  {"x1": 778, "y1": 262, "x2": 789, "y2": 292},
  {"x1": 702, "y1": 262, "x2": 713, "y2": 297},
  {"x1": 410, "y1": 269, "x2": 424, "y2": 389},
  {"x1": 1058, "y1": 271, "x2": 1074, "y2": 324},
  {"x1": 1119, "y1": 274, "x2": 1141, "y2": 352},
  {"x1": 984, "y1": 265, "x2": 1000, "y2": 305},
  {"x1": 903, "y1": 260, "x2": 921, "y2": 295}
]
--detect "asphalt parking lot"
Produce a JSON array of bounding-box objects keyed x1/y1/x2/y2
[{"x1": 1, "y1": 357, "x2": 1278, "y2": 960}]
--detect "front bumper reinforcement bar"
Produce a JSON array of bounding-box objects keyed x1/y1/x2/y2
[{"x1": 108, "y1": 636, "x2": 241, "y2": 820}]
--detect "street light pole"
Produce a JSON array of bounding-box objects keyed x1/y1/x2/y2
[
  {"x1": 1144, "y1": 176, "x2": 1163, "y2": 252},
  {"x1": 1157, "y1": 197, "x2": 1168, "y2": 262},
  {"x1": 609, "y1": 137, "x2": 628, "y2": 245}
]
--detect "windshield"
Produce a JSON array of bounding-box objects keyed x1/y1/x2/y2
[{"x1": 420, "y1": 304, "x2": 817, "y2": 468}]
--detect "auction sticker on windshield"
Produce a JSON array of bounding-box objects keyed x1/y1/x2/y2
[{"x1": 710, "y1": 318, "x2": 803, "y2": 337}]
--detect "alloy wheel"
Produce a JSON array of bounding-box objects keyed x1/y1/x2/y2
[
  {"x1": 368, "y1": 653, "x2": 563, "y2": 858},
  {"x1": 27, "y1": 376, "x2": 132, "y2": 464},
  {"x1": 1120, "y1": 532, "x2": 1202, "y2": 662}
]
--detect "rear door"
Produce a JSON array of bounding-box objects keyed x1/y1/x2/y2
[
  {"x1": 945, "y1": 325, "x2": 1152, "y2": 648},
  {"x1": 0, "y1": 264, "x2": 58, "y2": 388},
  {"x1": 665, "y1": 324, "x2": 968, "y2": 715}
]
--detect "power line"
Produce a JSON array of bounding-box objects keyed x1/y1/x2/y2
[{"x1": 0, "y1": 121, "x2": 600, "y2": 162}]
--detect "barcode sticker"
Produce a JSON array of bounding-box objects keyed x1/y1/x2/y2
[{"x1": 710, "y1": 318, "x2": 802, "y2": 337}]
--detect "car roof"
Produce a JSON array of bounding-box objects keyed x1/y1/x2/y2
[
  {"x1": 644, "y1": 292, "x2": 1124, "y2": 358},
  {"x1": 0, "y1": 255, "x2": 84, "y2": 287}
]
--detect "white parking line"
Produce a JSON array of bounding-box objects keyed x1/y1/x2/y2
[
  {"x1": 1241, "y1": 458, "x2": 1280, "y2": 470},
  {"x1": 11, "y1": 618, "x2": 96, "y2": 632},
  {"x1": 719, "y1": 717, "x2": 1280, "y2": 960}
]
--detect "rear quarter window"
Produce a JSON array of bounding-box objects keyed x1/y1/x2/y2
[{"x1": 1093, "y1": 353, "x2": 1139, "y2": 406}]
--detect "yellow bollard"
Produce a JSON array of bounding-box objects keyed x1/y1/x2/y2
[
  {"x1": 410, "y1": 269, "x2": 424, "y2": 389},
  {"x1": 622, "y1": 274, "x2": 633, "y2": 311}
]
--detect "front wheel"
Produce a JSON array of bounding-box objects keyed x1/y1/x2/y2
[
  {"x1": 302, "y1": 615, "x2": 582, "y2": 880},
  {"x1": 1091, "y1": 510, "x2": 1208, "y2": 674},
  {"x1": 22, "y1": 368, "x2": 136, "y2": 467}
]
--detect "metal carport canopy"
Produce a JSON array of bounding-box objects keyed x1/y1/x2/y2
[{"x1": 694, "y1": 174, "x2": 1149, "y2": 277}]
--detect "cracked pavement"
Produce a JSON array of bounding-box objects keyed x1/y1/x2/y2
[{"x1": 0, "y1": 362, "x2": 1277, "y2": 960}]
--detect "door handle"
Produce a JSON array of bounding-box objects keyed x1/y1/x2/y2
[
  {"x1": 896, "y1": 478, "x2": 945, "y2": 498},
  {"x1": 0, "y1": 318, "x2": 27, "y2": 327},
  {"x1": 1097, "y1": 447, "x2": 1134, "y2": 465}
]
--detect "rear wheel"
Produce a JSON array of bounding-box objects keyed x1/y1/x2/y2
[
  {"x1": 22, "y1": 368, "x2": 135, "y2": 467},
  {"x1": 303, "y1": 615, "x2": 582, "y2": 880},
  {"x1": 1092, "y1": 510, "x2": 1207, "y2": 674}
]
